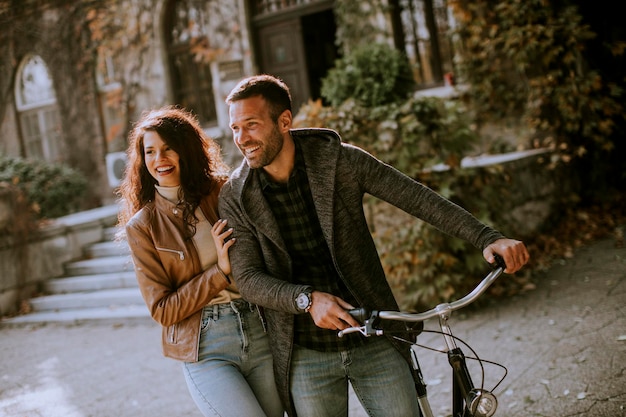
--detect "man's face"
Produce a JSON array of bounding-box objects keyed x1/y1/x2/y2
[{"x1": 229, "y1": 95, "x2": 284, "y2": 169}]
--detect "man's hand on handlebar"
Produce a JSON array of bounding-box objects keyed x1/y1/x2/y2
[
  {"x1": 483, "y1": 238, "x2": 530, "y2": 274},
  {"x1": 308, "y1": 291, "x2": 361, "y2": 330}
]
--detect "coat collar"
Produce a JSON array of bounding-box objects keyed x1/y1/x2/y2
[{"x1": 235, "y1": 128, "x2": 342, "y2": 249}]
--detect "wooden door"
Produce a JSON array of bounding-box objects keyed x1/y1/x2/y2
[{"x1": 257, "y1": 19, "x2": 310, "y2": 111}]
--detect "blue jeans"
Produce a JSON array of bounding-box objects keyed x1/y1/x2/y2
[
  {"x1": 182, "y1": 300, "x2": 283, "y2": 417},
  {"x1": 290, "y1": 337, "x2": 420, "y2": 417}
]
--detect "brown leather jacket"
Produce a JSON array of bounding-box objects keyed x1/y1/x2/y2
[{"x1": 125, "y1": 184, "x2": 230, "y2": 362}]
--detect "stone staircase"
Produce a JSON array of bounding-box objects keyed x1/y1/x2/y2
[{"x1": 3, "y1": 227, "x2": 150, "y2": 325}]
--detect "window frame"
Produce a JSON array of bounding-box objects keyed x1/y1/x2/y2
[{"x1": 14, "y1": 54, "x2": 64, "y2": 162}]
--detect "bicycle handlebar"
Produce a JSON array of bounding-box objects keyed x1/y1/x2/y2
[{"x1": 339, "y1": 256, "x2": 506, "y2": 337}]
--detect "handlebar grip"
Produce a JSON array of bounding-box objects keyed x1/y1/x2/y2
[
  {"x1": 347, "y1": 307, "x2": 371, "y2": 324},
  {"x1": 492, "y1": 253, "x2": 507, "y2": 270}
]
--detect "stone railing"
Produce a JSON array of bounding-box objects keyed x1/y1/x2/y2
[
  {"x1": 0, "y1": 204, "x2": 119, "y2": 317},
  {"x1": 426, "y1": 148, "x2": 560, "y2": 238}
]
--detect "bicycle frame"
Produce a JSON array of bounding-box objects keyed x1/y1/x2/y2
[{"x1": 340, "y1": 264, "x2": 505, "y2": 417}]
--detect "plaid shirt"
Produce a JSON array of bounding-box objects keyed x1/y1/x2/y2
[{"x1": 260, "y1": 141, "x2": 364, "y2": 352}]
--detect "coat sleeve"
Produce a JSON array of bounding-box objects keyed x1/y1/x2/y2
[
  {"x1": 343, "y1": 143, "x2": 504, "y2": 250},
  {"x1": 125, "y1": 215, "x2": 230, "y2": 327},
  {"x1": 218, "y1": 183, "x2": 311, "y2": 313}
]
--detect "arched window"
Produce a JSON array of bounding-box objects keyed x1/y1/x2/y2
[
  {"x1": 14, "y1": 55, "x2": 63, "y2": 161},
  {"x1": 164, "y1": 0, "x2": 218, "y2": 125}
]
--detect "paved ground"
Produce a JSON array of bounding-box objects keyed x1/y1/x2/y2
[{"x1": 1, "y1": 233, "x2": 625, "y2": 417}]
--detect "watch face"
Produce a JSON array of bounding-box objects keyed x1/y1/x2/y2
[{"x1": 296, "y1": 293, "x2": 310, "y2": 309}]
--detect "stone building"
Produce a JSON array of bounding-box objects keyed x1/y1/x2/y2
[{"x1": 0, "y1": 0, "x2": 459, "y2": 207}]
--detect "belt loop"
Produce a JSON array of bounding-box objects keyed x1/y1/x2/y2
[{"x1": 213, "y1": 304, "x2": 219, "y2": 320}]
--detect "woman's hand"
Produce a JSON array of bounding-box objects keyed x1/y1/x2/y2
[{"x1": 211, "y1": 219, "x2": 235, "y2": 275}]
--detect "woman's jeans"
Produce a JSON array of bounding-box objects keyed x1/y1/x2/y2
[
  {"x1": 290, "y1": 337, "x2": 420, "y2": 417},
  {"x1": 182, "y1": 299, "x2": 283, "y2": 417}
]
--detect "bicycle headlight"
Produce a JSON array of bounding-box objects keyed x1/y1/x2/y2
[{"x1": 468, "y1": 389, "x2": 497, "y2": 417}]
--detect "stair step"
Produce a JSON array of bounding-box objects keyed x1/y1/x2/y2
[
  {"x1": 104, "y1": 226, "x2": 121, "y2": 241},
  {"x1": 43, "y1": 271, "x2": 137, "y2": 294},
  {"x1": 65, "y1": 255, "x2": 133, "y2": 276},
  {"x1": 1, "y1": 305, "x2": 151, "y2": 326},
  {"x1": 86, "y1": 240, "x2": 130, "y2": 258},
  {"x1": 29, "y1": 288, "x2": 144, "y2": 312}
]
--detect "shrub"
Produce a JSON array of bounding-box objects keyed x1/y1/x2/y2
[
  {"x1": 295, "y1": 94, "x2": 479, "y2": 176},
  {"x1": 320, "y1": 43, "x2": 415, "y2": 107},
  {"x1": 0, "y1": 155, "x2": 88, "y2": 219}
]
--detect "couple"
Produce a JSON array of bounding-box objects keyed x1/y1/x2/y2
[{"x1": 118, "y1": 74, "x2": 529, "y2": 417}]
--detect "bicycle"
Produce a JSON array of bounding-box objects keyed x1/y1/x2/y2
[{"x1": 339, "y1": 256, "x2": 508, "y2": 417}]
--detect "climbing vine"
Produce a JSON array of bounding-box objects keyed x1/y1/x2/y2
[{"x1": 450, "y1": 0, "x2": 626, "y2": 196}]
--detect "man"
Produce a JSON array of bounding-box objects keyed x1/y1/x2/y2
[{"x1": 218, "y1": 74, "x2": 529, "y2": 417}]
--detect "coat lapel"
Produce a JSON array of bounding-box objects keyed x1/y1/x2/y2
[{"x1": 240, "y1": 168, "x2": 288, "y2": 252}]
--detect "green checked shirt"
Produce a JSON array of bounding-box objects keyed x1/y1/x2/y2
[{"x1": 260, "y1": 141, "x2": 364, "y2": 352}]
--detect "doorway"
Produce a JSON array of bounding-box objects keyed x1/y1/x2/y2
[{"x1": 251, "y1": 3, "x2": 339, "y2": 111}]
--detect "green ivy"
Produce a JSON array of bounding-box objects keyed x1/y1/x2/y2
[{"x1": 452, "y1": 0, "x2": 625, "y2": 196}]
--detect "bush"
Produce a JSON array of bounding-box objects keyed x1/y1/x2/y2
[
  {"x1": 320, "y1": 43, "x2": 415, "y2": 107},
  {"x1": 295, "y1": 94, "x2": 479, "y2": 176},
  {"x1": 0, "y1": 155, "x2": 88, "y2": 219}
]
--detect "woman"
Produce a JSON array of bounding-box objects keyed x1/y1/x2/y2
[{"x1": 117, "y1": 106, "x2": 283, "y2": 417}]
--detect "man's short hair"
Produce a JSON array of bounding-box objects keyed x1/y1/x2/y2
[{"x1": 226, "y1": 74, "x2": 292, "y2": 121}]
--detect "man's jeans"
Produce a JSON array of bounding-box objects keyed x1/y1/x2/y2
[
  {"x1": 183, "y1": 300, "x2": 283, "y2": 417},
  {"x1": 290, "y1": 336, "x2": 420, "y2": 417}
]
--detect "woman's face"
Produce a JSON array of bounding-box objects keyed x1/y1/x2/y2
[{"x1": 143, "y1": 130, "x2": 181, "y2": 187}]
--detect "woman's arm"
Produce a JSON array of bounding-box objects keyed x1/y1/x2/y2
[{"x1": 125, "y1": 220, "x2": 229, "y2": 327}]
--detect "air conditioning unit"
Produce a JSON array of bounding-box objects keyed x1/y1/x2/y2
[{"x1": 105, "y1": 152, "x2": 127, "y2": 188}]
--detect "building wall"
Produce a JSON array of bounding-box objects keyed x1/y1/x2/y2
[
  {"x1": 0, "y1": 0, "x2": 253, "y2": 207},
  {"x1": 0, "y1": 104, "x2": 20, "y2": 157}
]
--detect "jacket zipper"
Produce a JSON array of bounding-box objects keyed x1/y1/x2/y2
[{"x1": 156, "y1": 247, "x2": 185, "y2": 260}]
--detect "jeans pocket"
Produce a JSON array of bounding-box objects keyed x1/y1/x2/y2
[{"x1": 200, "y1": 308, "x2": 214, "y2": 334}]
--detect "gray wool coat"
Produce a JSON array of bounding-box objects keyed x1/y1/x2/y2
[{"x1": 218, "y1": 128, "x2": 504, "y2": 416}]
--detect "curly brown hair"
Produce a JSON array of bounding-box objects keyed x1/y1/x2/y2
[{"x1": 117, "y1": 105, "x2": 229, "y2": 238}]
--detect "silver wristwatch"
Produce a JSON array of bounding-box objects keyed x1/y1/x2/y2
[{"x1": 295, "y1": 291, "x2": 312, "y2": 313}]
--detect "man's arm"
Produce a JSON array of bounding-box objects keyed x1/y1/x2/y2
[{"x1": 346, "y1": 144, "x2": 529, "y2": 273}]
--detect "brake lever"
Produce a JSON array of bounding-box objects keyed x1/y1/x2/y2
[
  {"x1": 339, "y1": 308, "x2": 382, "y2": 338},
  {"x1": 338, "y1": 326, "x2": 367, "y2": 337}
]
